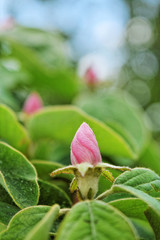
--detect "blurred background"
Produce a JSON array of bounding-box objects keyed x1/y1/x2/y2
[
  {"x1": 0, "y1": 1, "x2": 160, "y2": 104},
  {"x1": 0, "y1": 0, "x2": 160, "y2": 159}
]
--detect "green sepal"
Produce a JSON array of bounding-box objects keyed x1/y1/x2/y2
[
  {"x1": 87, "y1": 188, "x2": 94, "y2": 200},
  {"x1": 70, "y1": 178, "x2": 78, "y2": 193},
  {"x1": 50, "y1": 166, "x2": 76, "y2": 177},
  {"x1": 101, "y1": 169, "x2": 115, "y2": 182},
  {"x1": 97, "y1": 163, "x2": 131, "y2": 172}
]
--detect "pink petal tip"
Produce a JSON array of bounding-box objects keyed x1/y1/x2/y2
[{"x1": 71, "y1": 122, "x2": 102, "y2": 166}]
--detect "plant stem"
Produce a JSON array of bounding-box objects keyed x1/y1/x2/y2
[{"x1": 59, "y1": 208, "x2": 70, "y2": 216}]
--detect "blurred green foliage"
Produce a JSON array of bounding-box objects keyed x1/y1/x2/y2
[{"x1": 0, "y1": 26, "x2": 79, "y2": 109}]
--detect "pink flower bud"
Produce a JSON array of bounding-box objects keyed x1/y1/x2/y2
[
  {"x1": 71, "y1": 122, "x2": 102, "y2": 165},
  {"x1": 84, "y1": 67, "x2": 98, "y2": 86},
  {"x1": 23, "y1": 92, "x2": 43, "y2": 115}
]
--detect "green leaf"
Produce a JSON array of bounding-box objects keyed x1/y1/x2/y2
[
  {"x1": 31, "y1": 140, "x2": 70, "y2": 165},
  {"x1": 145, "y1": 208, "x2": 160, "y2": 240},
  {"x1": 38, "y1": 179, "x2": 71, "y2": 207},
  {"x1": 106, "y1": 184, "x2": 160, "y2": 237},
  {"x1": 27, "y1": 106, "x2": 138, "y2": 159},
  {"x1": 31, "y1": 160, "x2": 72, "y2": 195},
  {"x1": 109, "y1": 198, "x2": 160, "y2": 220},
  {"x1": 97, "y1": 175, "x2": 112, "y2": 196},
  {"x1": 0, "y1": 223, "x2": 6, "y2": 233},
  {"x1": 0, "y1": 202, "x2": 19, "y2": 225},
  {"x1": 112, "y1": 185, "x2": 160, "y2": 217},
  {"x1": 56, "y1": 200, "x2": 138, "y2": 240},
  {"x1": 0, "y1": 142, "x2": 39, "y2": 208},
  {"x1": 74, "y1": 91, "x2": 149, "y2": 155},
  {"x1": 97, "y1": 169, "x2": 160, "y2": 219},
  {"x1": 25, "y1": 205, "x2": 60, "y2": 240},
  {"x1": 138, "y1": 141, "x2": 160, "y2": 175},
  {"x1": 0, "y1": 205, "x2": 59, "y2": 240},
  {"x1": 114, "y1": 167, "x2": 160, "y2": 194},
  {"x1": 0, "y1": 185, "x2": 16, "y2": 205},
  {"x1": 0, "y1": 88, "x2": 19, "y2": 110},
  {"x1": 131, "y1": 218, "x2": 155, "y2": 240},
  {"x1": 0, "y1": 104, "x2": 30, "y2": 153}
]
